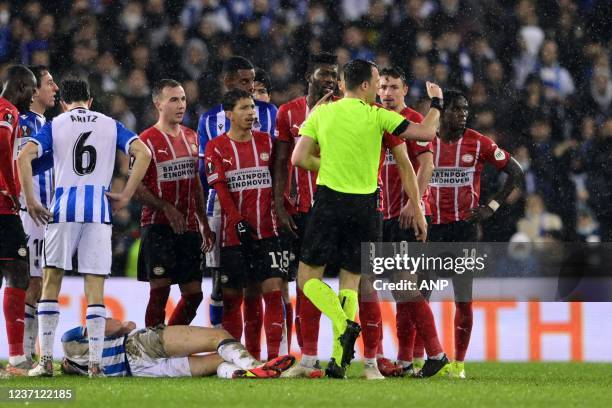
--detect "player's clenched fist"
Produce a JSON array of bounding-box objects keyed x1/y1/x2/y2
[{"x1": 426, "y1": 81, "x2": 443, "y2": 99}]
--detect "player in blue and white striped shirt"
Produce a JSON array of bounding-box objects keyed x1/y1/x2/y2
[
  {"x1": 196, "y1": 57, "x2": 277, "y2": 328},
  {"x1": 17, "y1": 65, "x2": 58, "y2": 366},
  {"x1": 18, "y1": 78, "x2": 152, "y2": 377},
  {"x1": 61, "y1": 318, "x2": 295, "y2": 379}
]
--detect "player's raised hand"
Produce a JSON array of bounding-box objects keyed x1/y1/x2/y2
[
  {"x1": 161, "y1": 202, "x2": 186, "y2": 234},
  {"x1": 425, "y1": 81, "x2": 443, "y2": 100},
  {"x1": 275, "y1": 204, "x2": 298, "y2": 238},
  {"x1": 26, "y1": 200, "x2": 52, "y2": 226}
]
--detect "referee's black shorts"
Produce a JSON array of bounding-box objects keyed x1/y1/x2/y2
[{"x1": 300, "y1": 185, "x2": 378, "y2": 274}]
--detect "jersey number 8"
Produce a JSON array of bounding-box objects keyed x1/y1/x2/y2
[{"x1": 73, "y1": 131, "x2": 97, "y2": 176}]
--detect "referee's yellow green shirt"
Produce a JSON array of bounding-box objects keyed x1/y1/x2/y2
[{"x1": 299, "y1": 98, "x2": 406, "y2": 194}]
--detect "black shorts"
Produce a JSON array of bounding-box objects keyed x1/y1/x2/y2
[
  {"x1": 0, "y1": 214, "x2": 28, "y2": 262},
  {"x1": 427, "y1": 220, "x2": 477, "y2": 302},
  {"x1": 429, "y1": 220, "x2": 478, "y2": 242},
  {"x1": 220, "y1": 237, "x2": 288, "y2": 289},
  {"x1": 301, "y1": 186, "x2": 378, "y2": 274},
  {"x1": 382, "y1": 216, "x2": 433, "y2": 242},
  {"x1": 278, "y1": 212, "x2": 311, "y2": 282},
  {"x1": 137, "y1": 225, "x2": 203, "y2": 284}
]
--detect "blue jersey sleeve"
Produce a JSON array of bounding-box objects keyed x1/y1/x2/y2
[
  {"x1": 115, "y1": 121, "x2": 138, "y2": 154},
  {"x1": 61, "y1": 326, "x2": 87, "y2": 343},
  {"x1": 32, "y1": 121, "x2": 53, "y2": 157},
  {"x1": 198, "y1": 110, "x2": 214, "y2": 190},
  {"x1": 268, "y1": 103, "x2": 278, "y2": 140}
]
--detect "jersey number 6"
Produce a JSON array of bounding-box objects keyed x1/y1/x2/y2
[{"x1": 73, "y1": 131, "x2": 97, "y2": 176}]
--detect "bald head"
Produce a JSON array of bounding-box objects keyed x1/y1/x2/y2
[{"x1": 2, "y1": 65, "x2": 37, "y2": 112}]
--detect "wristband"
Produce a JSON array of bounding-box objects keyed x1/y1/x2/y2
[
  {"x1": 487, "y1": 200, "x2": 500, "y2": 212},
  {"x1": 430, "y1": 97, "x2": 443, "y2": 111}
]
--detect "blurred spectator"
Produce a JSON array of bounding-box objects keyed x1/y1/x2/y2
[
  {"x1": 517, "y1": 193, "x2": 563, "y2": 242},
  {"x1": 537, "y1": 40, "x2": 575, "y2": 100},
  {"x1": 586, "y1": 118, "x2": 612, "y2": 241}
]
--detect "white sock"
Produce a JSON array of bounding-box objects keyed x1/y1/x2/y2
[
  {"x1": 376, "y1": 353, "x2": 385, "y2": 359},
  {"x1": 217, "y1": 362, "x2": 243, "y2": 379},
  {"x1": 430, "y1": 352, "x2": 445, "y2": 360},
  {"x1": 24, "y1": 303, "x2": 38, "y2": 358},
  {"x1": 217, "y1": 339, "x2": 259, "y2": 369},
  {"x1": 364, "y1": 357, "x2": 376, "y2": 367},
  {"x1": 300, "y1": 354, "x2": 318, "y2": 368},
  {"x1": 398, "y1": 359, "x2": 413, "y2": 368},
  {"x1": 37, "y1": 300, "x2": 59, "y2": 359},
  {"x1": 9, "y1": 355, "x2": 27, "y2": 366},
  {"x1": 86, "y1": 305, "x2": 106, "y2": 366}
]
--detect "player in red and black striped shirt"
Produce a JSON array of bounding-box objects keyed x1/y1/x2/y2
[
  {"x1": 427, "y1": 90, "x2": 523, "y2": 378},
  {"x1": 135, "y1": 79, "x2": 214, "y2": 329},
  {"x1": 205, "y1": 90, "x2": 288, "y2": 362},
  {"x1": 0, "y1": 65, "x2": 37, "y2": 374}
]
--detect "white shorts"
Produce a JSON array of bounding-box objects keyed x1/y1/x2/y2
[
  {"x1": 20, "y1": 211, "x2": 45, "y2": 278},
  {"x1": 43, "y1": 223, "x2": 112, "y2": 275},
  {"x1": 125, "y1": 327, "x2": 191, "y2": 377},
  {"x1": 127, "y1": 354, "x2": 191, "y2": 377}
]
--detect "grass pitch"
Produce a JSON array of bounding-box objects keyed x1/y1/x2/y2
[{"x1": 2, "y1": 362, "x2": 611, "y2": 408}]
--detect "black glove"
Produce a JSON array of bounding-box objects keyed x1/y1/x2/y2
[{"x1": 235, "y1": 220, "x2": 255, "y2": 248}]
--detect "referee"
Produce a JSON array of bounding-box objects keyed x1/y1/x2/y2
[{"x1": 291, "y1": 59, "x2": 443, "y2": 378}]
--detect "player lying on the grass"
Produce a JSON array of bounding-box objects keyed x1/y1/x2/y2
[{"x1": 60, "y1": 318, "x2": 295, "y2": 379}]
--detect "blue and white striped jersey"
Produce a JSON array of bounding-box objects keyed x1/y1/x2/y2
[
  {"x1": 61, "y1": 326, "x2": 130, "y2": 377},
  {"x1": 197, "y1": 100, "x2": 277, "y2": 216},
  {"x1": 31, "y1": 108, "x2": 137, "y2": 224},
  {"x1": 18, "y1": 111, "x2": 53, "y2": 209}
]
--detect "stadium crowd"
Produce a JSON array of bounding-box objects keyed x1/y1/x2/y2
[{"x1": 0, "y1": 0, "x2": 610, "y2": 275}]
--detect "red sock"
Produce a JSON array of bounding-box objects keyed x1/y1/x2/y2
[
  {"x1": 243, "y1": 295, "x2": 263, "y2": 360},
  {"x1": 413, "y1": 330, "x2": 425, "y2": 359},
  {"x1": 263, "y1": 291, "x2": 284, "y2": 360},
  {"x1": 377, "y1": 320, "x2": 384, "y2": 355},
  {"x1": 295, "y1": 288, "x2": 304, "y2": 350},
  {"x1": 298, "y1": 289, "x2": 321, "y2": 356},
  {"x1": 4, "y1": 287, "x2": 26, "y2": 356},
  {"x1": 396, "y1": 302, "x2": 415, "y2": 361},
  {"x1": 284, "y1": 300, "x2": 293, "y2": 354},
  {"x1": 168, "y1": 292, "x2": 203, "y2": 326},
  {"x1": 454, "y1": 302, "x2": 473, "y2": 361},
  {"x1": 358, "y1": 299, "x2": 381, "y2": 359},
  {"x1": 222, "y1": 291, "x2": 244, "y2": 341},
  {"x1": 405, "y1": 300, "x2": 443, "y2": 357},
  {"x1": 145, "y1": 286, "x2": 170, "y2": 327}
]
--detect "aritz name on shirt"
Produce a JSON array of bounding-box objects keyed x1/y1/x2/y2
[
  {"x1": 430, "y1": 167, "x2": 475, "y2": 188},
  {"x1": 226, "y1": 167, "x2": 271, "y2": 192},
  {"x1": 70, "y1": 114, "x2": 98, "y2": 123},
  {"x1": 156, "y1": 157, "x2": 197, "y2": 181}
]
